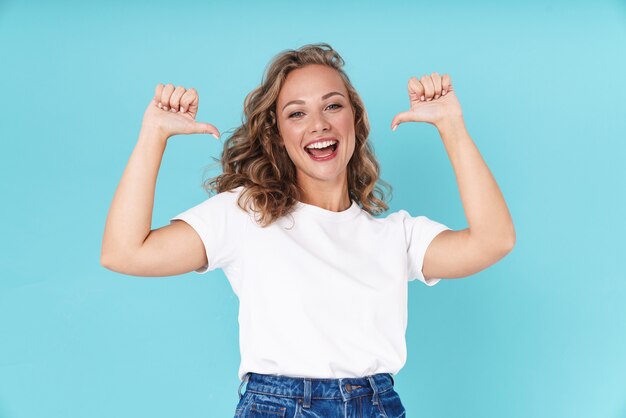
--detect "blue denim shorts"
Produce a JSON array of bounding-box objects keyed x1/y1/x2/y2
[{"x1": 234, "y1": 371, "x2": 406, "y2": 417}]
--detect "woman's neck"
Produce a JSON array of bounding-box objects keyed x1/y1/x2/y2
[{"x1": 297, "y1": 177, "x2": 351, "y2": 212}]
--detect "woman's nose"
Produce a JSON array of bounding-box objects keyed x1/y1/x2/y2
[{"x1": 309, "y1": 112, "x2": 331, "y2": 133}]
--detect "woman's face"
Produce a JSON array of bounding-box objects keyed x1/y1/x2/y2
[{"x1": 276, "y1": 64, "x2": 356, "y2": 189}]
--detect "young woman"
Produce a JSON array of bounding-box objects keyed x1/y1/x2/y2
[{"x1": 101, "y1": 43, "x2": 515, "y2": 418}]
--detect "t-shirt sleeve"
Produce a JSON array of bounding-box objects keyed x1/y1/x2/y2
[
  {"x1": 398, "y1": 209, "x2": 452, "y2": 286},
  {"x1": 169, "y1": 188, "x2": 247, "y2": 274}
]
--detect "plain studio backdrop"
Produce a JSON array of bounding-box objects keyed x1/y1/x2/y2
[{"x1": 0, "y1": 0, "x2": 624, "y2": 417}]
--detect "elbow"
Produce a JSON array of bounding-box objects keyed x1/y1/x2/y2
[
  {"x1": 501, "y1": 228, "x2": 516, "y2": 254},
  {"x1": 508, "y1": 224, "x2": 517, "y2": 248},
  {"x1": 100, "y1": 254, "x2": 132, "y2": 274},
  {"x1": 100, "y1": 247, "x2": 142, "y2": 275},
  {"x1": 470, "y1": 226, "x2": 516, "y2": 254},
  {"x1": 485, "y1": 235, "x2": 515, "y2": 262},
  {"x1": 100, "y1": 247, "x2": 129, "y2": 273},
  {"x1": 100, "y1": 241, "x2": 114, "y2": 270},
  {"x1": 100, "y1": 252, "x2": 117, "y2": 271},
  {"x1": 494, "y1": 222, "x2": 516, "y2": 254}
]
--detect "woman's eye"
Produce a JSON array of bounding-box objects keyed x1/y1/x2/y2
[{"x1": 288, "y1": 104, "x2": 342, "y2": 119}]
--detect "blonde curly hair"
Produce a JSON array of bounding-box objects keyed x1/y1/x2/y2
[{"x1": 202, "y1": 42, "x2": 392, "y2": 227}]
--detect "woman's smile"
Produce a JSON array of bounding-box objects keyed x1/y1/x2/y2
[{"x1": 304, "y1": 138, "x2": 340, "y2": 161}]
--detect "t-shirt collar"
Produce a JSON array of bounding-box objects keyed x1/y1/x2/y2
[{"x1": 294, "y1": 199, "x2": 361, "y2": 222}]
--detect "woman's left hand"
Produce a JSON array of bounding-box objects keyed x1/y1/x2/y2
[{"x1": 391, "y1": 72, "x2": 464, "y2": 130}]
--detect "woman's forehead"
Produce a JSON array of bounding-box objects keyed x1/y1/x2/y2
[{"x1": 279, "y1": 65, "x2": 347, "y2": 101}]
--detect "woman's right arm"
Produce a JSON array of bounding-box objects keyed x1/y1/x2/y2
[{"x1": 100, "y1": 84, "x2": 220, "y2": 277}]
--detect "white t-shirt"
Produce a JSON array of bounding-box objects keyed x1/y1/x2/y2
[{"x1": 170, "y1": 185, "x2": 451, "y2": 381}]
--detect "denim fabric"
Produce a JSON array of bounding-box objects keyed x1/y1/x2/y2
[{"x1": 234, "y1": 372, "x2": 406, "y2": 417}]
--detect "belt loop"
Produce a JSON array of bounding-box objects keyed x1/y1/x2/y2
[
  {"x1": 389, "y1": 373, "x2": 395, "y2": 386},
  {"x1": 303, "y1": 378, "x2": 312, "y2": 408},
  {"x1": 238, "y1": 372, "x2": 250, "y2": 400},
  {"x1": 367, "y1": 375, "x2": 380, "y2": 405}
]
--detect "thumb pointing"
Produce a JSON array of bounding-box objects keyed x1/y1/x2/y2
[
  {"x1": 391, "y1": 111, "x2": 413, "y2": 131},
  {"x1": 192, "y1": 122, "x2": 220, "y2": 139}
]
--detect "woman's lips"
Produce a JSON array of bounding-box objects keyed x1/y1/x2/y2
[{"x1": 305, "y1": 142, "x2": 339, "y2": 161}]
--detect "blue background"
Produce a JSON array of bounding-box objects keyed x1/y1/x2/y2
[{"x1": 1, "y1": 1, "x2": 625, "y2": 417}]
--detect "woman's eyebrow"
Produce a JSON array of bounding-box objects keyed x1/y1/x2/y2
[{"x1": 282, "y1": 91, "x2": 345, "y2": 112}]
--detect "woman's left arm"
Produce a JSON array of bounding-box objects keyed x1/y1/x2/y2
[{"x1": 391, "y1": 73, "x2": 516, "y2": 279}]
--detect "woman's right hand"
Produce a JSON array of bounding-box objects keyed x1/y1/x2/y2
[{"x1": 141, "y1": 83, "x2": 221, "y2": 140}]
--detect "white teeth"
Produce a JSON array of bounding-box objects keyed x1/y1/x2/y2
[{"x1": 305, "y1": 140, "x2": 338, "y2": 150}]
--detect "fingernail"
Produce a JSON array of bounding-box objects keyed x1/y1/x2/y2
[
  {"x1": 170, "y1": 108, "x2": 177, "y2": 112},
  {"x1": 179, "y1": 107, "x2": 185, "y2": 113},
  {"x1": 212, "y1": 133, "x2": 219, "y2": 139},
  {"x1": 158, "y1": 103, "x2": 162, "y2": 109},
  {"x1": 442, "y1": 90, "x2": 446, "y2": 95},
  {"x1": 392, "y1": 125, "x2": 397, "y2": 131},
  {"x1": 163, "y1": 106, "x2": 169, "y2": 111},
  {"x1": 420, "y1": 95, "x2": 425, "y2": 101}
]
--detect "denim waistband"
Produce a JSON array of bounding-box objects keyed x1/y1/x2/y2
[{"x1": 238, "y1": 372, "x2": 395, "y2": 405}]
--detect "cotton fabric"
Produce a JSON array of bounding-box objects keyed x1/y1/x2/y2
[{"x1": 170, "y1": 186, "x2": 450, "y2": 382}]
